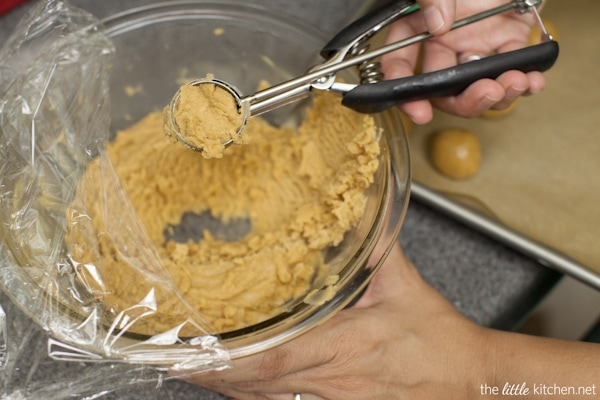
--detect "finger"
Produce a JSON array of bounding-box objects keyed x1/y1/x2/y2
[
  {"x1": 353, "y1": 242, "x2": 414, "y2": 309},
  {"x1": 493, "y1": 38, "x2": 547, "y2": 97},
  {"x1": 188, "y1": 316, "x2": 371, "y2": 399},
  {"x1": 432, "y1": 78, "x2": 505, "y2": 118},
  {"x1": 198, "y1": 381, "x2": 324, "y2": 400},
  {"x1": 381, "y1": 50, "x2": 434, "y2": 125},
  {"x1": 381, "y1": 17, "x2": 421, "y2": 76},
  {"x1": 186, "y1": 325, "x2": 337, "y2": 385},
  {"x1": 399, "y1": 100, "x2": 434, "y2": 125},
  {"x1": 196, "y1": 314, "x2": 388, "y2": 399},
  {"x1": 416, "y1": 0, "x2": 456, "y2": 35},
  {"x1": 199, "y1": 367, "x2": 333, "y2": 400},
  {"x1": 397, "y1": 40, "x2": 465, "y2": 121},
  {"x1": 490, "y1": 70, "x2": 529, "y2": 109},
  {"x1": 381, "y1": 21, "x2": 434, "y2": 124},
  {"x1": 421, "y1": 40, "x2": 458, "y2": 72},
  {"x1": 432, "y1": 68, "x2": 547, "y2": 117},
  {"x1": 524, "y1": 70, "x2": 546, "y2": 95},
  {"x1": 496, "y1": 38, "x2": 529, "y2": 54},
  {"x1": 491, "y1": 69, "x2": 547, "y2": 110}
]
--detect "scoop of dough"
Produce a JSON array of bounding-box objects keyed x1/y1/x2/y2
[
  {"x1": 164, "y1": 76, "x2": 244, "y2": 159},
  {"x1": 429, "y1": 128, "x2": 481, "y2": 179}
]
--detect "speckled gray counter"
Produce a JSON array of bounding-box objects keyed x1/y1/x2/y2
[{"x1": 0, "y1": 1, "x2": 561, "y2": 399}]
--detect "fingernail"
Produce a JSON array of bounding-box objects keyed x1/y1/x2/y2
[
  {"x1": 479, "y1": 94, "x2": 502, "y2": 110},
  {"x1": 423, "y1": 6, "x2": 445, "y2": 34},
  {"x1": 507, "y1": 85, "x2": 526, "y2": 101}
]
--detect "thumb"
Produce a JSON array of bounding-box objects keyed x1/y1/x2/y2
[
  {"x1": 417, "y1": 0, "x2": 456, "y2": 35},
  {"x1": 352, "y1": 242, "x2": 418, "y2": 308}
]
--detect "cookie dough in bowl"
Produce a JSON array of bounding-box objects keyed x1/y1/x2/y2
[
  {"x1": 65, "y1": 93, "x2": 381, "y2": 335},
  {"x1": 68, "y1": 1, "x2": 411, "y2": 359}
]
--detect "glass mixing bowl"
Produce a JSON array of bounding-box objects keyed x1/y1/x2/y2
[{"x1": 99, "y1": 0, "x2": 410, "y2": 359}]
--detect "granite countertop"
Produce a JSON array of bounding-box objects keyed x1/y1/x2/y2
[{"x1": 0, "y1": 1, "x2": 561, "y2": 399}]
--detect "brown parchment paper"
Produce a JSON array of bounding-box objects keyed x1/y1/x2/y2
[{"x1": 409, "y1": 0, "x2": 600, "y2": 274}]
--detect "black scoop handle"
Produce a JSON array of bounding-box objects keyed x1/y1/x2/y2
[{"x1": 341, "y1": 40, "x2": 560, "y2": 114}]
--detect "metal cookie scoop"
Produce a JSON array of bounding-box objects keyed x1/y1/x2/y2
[
  {"x1": 167, "y1": 0, "x2": 558, "y2": 154},
  {"x1": 166, "y1": 77, "x2": 248, "y2": 154}
]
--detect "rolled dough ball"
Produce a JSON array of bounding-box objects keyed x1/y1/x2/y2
[{"x1": 429, "y1": 128, "x2": 481, "y2": 179}]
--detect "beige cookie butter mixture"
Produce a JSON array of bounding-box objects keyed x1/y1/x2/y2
[
  {"x1": 163, "y1": 75, "x2": 245, "y2": 158},
  {"x1": 65, "y1": 93, "x2": 380, "y2": 335}
]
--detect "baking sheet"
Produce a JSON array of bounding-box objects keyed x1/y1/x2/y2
[{"x1": 409, "y1": 0, "x2": 600, "y2": 285}]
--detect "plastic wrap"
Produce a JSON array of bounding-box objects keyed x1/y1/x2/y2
[{"x1": 0, "y1": 0, "x2": 231, "y2": 395}]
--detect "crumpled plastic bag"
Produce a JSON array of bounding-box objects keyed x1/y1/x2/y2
[
  {"x1": 0, "y1": 290, "x2": 212, "y2": 400},
  {"x1": 0, "y1": 0, "x2": 230, "y2": 396}
]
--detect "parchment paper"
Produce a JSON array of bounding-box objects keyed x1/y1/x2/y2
[{"x1": 409, "y1": 0, "x2": 600, "y2": 274}]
